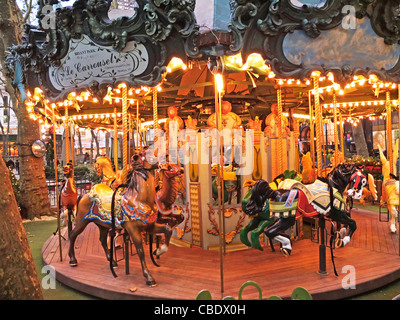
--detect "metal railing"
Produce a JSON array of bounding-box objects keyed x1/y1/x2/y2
[{"x1": 47, "y1": 177, "x2": 93, "y2": 207}]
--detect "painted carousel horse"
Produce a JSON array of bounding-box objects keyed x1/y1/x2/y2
[
  {"x1": 244, "y1": 163, "x2": 370, "y2": 256},
  {"x1": 379, "y1": 146, "x2": 399, "y2": 233},
  {"x1": 155, "y1": 162, "x2": 185, "y2": 229},
  {"x1": 60, "y1": 162, "x2": 77, "y2": 237},
  {"x1": 68, "y1": 155, "x2": 173, "y2": 286},
  {"x1": 301, "y1": 152, "x2": 316, "y2": 184},
  {"x1": 94, "y1": 156, "x2": 123, "y2": 190},
  {"x1": 211, "y1": 164, "x2": 239, "y2": 204},
  {"x1": 240, "y1": 170, "x2": 302, "y2": 251}
]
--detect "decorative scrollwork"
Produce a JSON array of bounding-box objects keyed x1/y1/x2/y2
[
  {"x1": 241, "y1": 0, "x2": 400, "y2": 83},
  {"x1": 6, "y1": 0, "x2": 199, "y2": 102}
]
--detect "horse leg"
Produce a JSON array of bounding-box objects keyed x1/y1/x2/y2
[
  {"x1": 250, "y1": 219, "x2": 275, "y2": 251},
  {"x1": 331, "y1": 210, "x2": 357, "y2": 247},
  {"x1": 97, "y1": 225, "x2": 118, "y2": 267},
  {"x1": 68, "y1": 219, "x2": 90, "y2": 266},
  {"x1": 68, "y1": 195, "x2": 92, "y2": 266},
  {"x1": 240, "y1": 218, "x2": 260, "y2": 248},
  {"x1": 123, "y1": 221, "x2": 156, "y2": 286},
  {"x1": 388, "y1": 204, "x2": 398, "y2": 233},
  {"x1": 150, "y1": 223, "x2": 172, "y2": 257},
  {"x1": 264, "y1": 216, "x2": 295, "y2": 256}
]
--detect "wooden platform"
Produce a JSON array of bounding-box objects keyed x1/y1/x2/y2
[{"x1": 42, "y1": 207, "x2": 400, "y2": 300}]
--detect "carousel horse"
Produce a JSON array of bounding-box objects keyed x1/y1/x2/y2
[
  {"x1": 379, "y1": 146, "x2": 399, "y2": 233},
  {"x1": 68, "y1": 155, "x2": 173, "y2": 286},
  {"x1": 301, "y1": 152, "x2": 316, "y2": 184},
  {"x1": 155, "y1": 162, "x2": 185, "y2": 229},
  {"x1": 244, "y1": 163, "x2": 370, "y2": 256},
  {"x1": 359, "y1": 183, "x2": 378, "y2": 205},
  {"x1": 94, "y1": 156, "x2": 123, "y2": 190},
  {"x1": 60, "y1": 162, "x2": 77, "y2": 237},
  {"x1": 211, "y1": 164, "x2": 239, "y2": 205},
  {"x1": 240, "y1": 170, "x2": 302, "y2": 251}
]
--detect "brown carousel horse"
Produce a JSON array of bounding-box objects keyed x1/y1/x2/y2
[
  {"x1": 156, "y1": 162, "x2": 185, "y2": 228},
  {"x1": 68, "y1": 154, "x2": 175, "y2": 286},
  {"x1": 60, "y1": 162, "x2": 77, "y2": 238}
]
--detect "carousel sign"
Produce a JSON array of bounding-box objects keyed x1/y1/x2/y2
[{"x1": 49, "y1": 36, "x2": 149, "y2": 91}]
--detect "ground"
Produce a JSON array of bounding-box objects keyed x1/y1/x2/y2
[{"x1": 23, "y1": 203, "x2": 400, "y2": 300}]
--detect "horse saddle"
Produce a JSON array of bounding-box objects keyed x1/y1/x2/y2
[
  {"x1": 86, "y1": 184, "x2": 124, "y2": 225},
  {"x1": 277, "y1": 179, "x2": 345, "y2": 215}
]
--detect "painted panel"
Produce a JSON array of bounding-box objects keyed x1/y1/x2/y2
[{"x1": 283, "y1": 18, "x2": 400, "y2": 70}]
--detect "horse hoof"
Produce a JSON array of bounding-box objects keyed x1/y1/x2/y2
[
  {"x1": 390, "y1": 225, "x2": 397, "y2": 233},
  {"x1": 280, "y1": 248, "x2": 291, "y2": 257},
  {"x1": 69, "y1": 260, "x2": 78, "y2": 267},
  {"x1": 146, "y1": 280, "x2": 157, "y2": 287},
  {"x1": 335, "y1": 238, "x2": 343, "y2": 248}
]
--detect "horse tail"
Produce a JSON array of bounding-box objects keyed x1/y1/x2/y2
[
  {"x1": 149, "y1": 232, "x2": 160, "y2": 267},
  {"x1": 328, "y1": 183, "x2": 339, "y2": 277},
  {"x1": 109, "y1": 184, "x2": 127, "y2": 278}
]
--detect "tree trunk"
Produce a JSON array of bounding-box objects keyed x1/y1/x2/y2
[
  {"x1": 0, "y1": 156, "x2": 43, "y2": 300},
  {"x1": 0, "y1": 0, "x2": 52, "y2": 219},
  {"x1": 352, "y1": 121, "x2": 369, "y2": 158},
  {"x1": 17, "y1": 105, "x2": 52, "y2": 219},
  {"x1": 91, "y1": 129, "x2": 100, "y2": 157},
  {"x1": 77, "y1": 129, "x2": 83, "y2": 155}
]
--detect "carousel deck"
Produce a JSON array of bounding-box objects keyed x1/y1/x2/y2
[{"x1": 42, "y1": 207, "x2": 400, "y2": 300}]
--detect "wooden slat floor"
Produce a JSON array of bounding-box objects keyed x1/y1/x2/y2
[{"x1": 42, "y1": 207, "x2": 400, "y2": 300}]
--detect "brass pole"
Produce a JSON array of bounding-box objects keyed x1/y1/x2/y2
[
  {"x1": 398, "y1": 85, "x2": 400, "y2": 256},
  {"x1": 70, "y1": 123, "x2": 74, "y2": 166},
  {"x1": 113, "y1": 107, "x2": 118, "y2": 171},
  {"x1": 153, "y1": 88, "x2": 159, "y2": 129},
  {"x1": 308, "y1": 91, "x2": 315, "y2": 166},
  {"x1": 64, "y1": 106, "x2": 70, "y2": 164},
  {"x1": 339, "y1": 111, "x2": 345, "y2": 158},
  {"x1": 122, "y1": 85, "x2": 128, "y2": 184},
  {"x1": 215, "y1": 74, "x2": 224, "y2": 298},
  {"x1": 137, "y1": 99, "x2": 140, "y2": 150},
  {"x1": 277, "y1": 86, "x2": 283, "y2": 175},
  {"x1": 386, "y1": 91, "x2": 393, "y2": 174},
  {"x1": 128, "y1": 113, "x2": 131, "y2": 164},
  {"x1": 153, "y1": 88, "x2": 159, "y2": 186},
  {"x1": 333, "y1": 92, "x2": 339, "y2": 166},
  {"x1": 313, "y1": 74, "x2": 323, "y2": 176},
  {"x1": 52, "y1": 106, "x2": 62, "y2": 261}
]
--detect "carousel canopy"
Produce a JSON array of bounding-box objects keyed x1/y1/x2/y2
[{"x1": 5, "y1": 0, "x2": 400, "y2": 127}]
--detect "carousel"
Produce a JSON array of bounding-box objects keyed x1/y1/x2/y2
[{"x1": 6, "y1": 0, "x2": 400, "y2": 299}]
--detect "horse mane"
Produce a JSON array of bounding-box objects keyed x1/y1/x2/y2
[
  {"x1": 158, "y1": 171, "x2": 181, "y2": 208},
  {"x1": 253, "y1": 180, "x2": 278, "y2": 203},
  {"x1": 96, "y1": 156, "x2": 115, "y2": 177},
  {"x1": 127, "y1": 161, "x2": 150, "y2": 192},
  {"x1": 324, "y1": 163, "x2": 357, "y2": 193}
]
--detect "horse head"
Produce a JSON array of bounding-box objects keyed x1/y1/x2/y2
[
  {"x1": 244, "y1": 180, "x2": 278, "y2": 216},
  {"x1": 346, "y1": 165, "x2": 369, "y2": 200},
  {"x1": 95, "y1": 156, "x2": 115, "y2": 178},
  {"x1": 62, "y1": 162, "x2": 74, "y2": 178},
  {"x1": 159, "y1": 162, "x2": 184, "y2": 180}
]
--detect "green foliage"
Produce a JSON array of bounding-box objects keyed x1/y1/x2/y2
[
  {"x1": 195, "y1": 281, "x2": 312, "y2": 300},
  {"x1": 346, "y1": 155, "x2": 383, "y2": 179},
  {"x1": 347, "y1": 155, "x2": 381, "y2": 167},
  {"x1": 44, "y1": 164, "x2": 100, "y2": 183}
]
